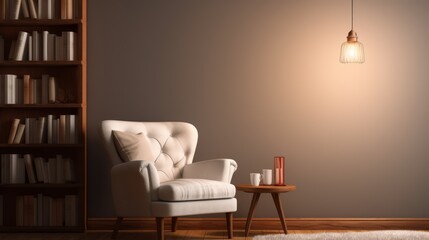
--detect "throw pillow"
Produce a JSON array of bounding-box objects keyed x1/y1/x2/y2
[{"x1": 112, "y1": 130, "x2": 157, "y2": 162}]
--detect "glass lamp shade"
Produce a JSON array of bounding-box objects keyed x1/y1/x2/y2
[{"x1": 340, "y1": 30, "x2": 365, "y2": 63}]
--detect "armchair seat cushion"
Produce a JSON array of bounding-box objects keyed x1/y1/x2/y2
[{"x1": 158, "y1": 179, "x2": 236, "y2": 202}]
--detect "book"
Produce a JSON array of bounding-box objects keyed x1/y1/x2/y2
[
  {"x1": 0, "y1": 35, "x2": 4, "y2": 61},
  {"x1": 61, "y1": 0, "x2": 73, "y2": 19},
  {"x1": 59, "y1": 114, "x2": 66, "y2": 143},
  {"x1": 27, "y1": 35, "x2": 32, "y2": 60},
  {"x1": 56, "y1": 154, "x2": 64, "y2": 183},
  {"x1": 42, "y1": 30, "x2": 48, "y2": 61},
  {"x1": 4, "y1": 74, "x2": 17, "y2": 104},
  {"x1": 37, "y1": 193, "x2": 43, "y2": 226},
  {"x1": 0, "y1": 0, "x2": 7, "y2": 20},
  {"x1": 64, "y1": 157, "x2": 75, "y2": 182},
  {"x1": 47, "y1": 157, "x2": 56, "y2": 183},
  {"x1": 32, "y1": 31, "x2": 40, "y2": 61},
  {"x1": 55, "y1": 36, "x2": 63, "y2": 60},
  {"x1": 8, "y1": 40, "x2": 16, "y2": 60},
  {"x1": 47, "y1": 33, "x2": 55, "y2": 60},
  {"x1": 33, "y1": 157, "x2": 45, "y2": 182},
  {"x1": 23, "y1": 154, "x2": 36, "y2": 183},
  {"x1": 16, "y1": 195, "x2": 24, "y2": 226},
  {"x1": 43, "y1": 195, "x2": 51, "y2": 226},
  {"x1": 47, "y1": 114, "x2": 53, "y2": 143},
  {"x1": 11, "y1": 0, "x2": 22, "y2": 20},
  {"x1": 23, "y1": 195, "x2": 35, "y2": 226},
  {"x1": 63, "y1": 31, "x2": 76, "y2": 61},
  {"x1": 21, "y1": 0, "x2": 30, "y2": 18},
  {"x1": 27, "y1": 0, "x2": 37, "y2": 19},
  {"x1": 36, "y1": 117, "x2": 46, "y2": 144},
  {"x1": 10, "y1": 155, "x2": 24, "y2": 183},
  {"x1": 38, "y1": 0, "x2": 44, "y2": 19},
  {"x1": 14, "y1": 31, "x2": 28, "y2": 61},
  {"x1": 10, "y1": 154, "x2": 25, "y2": 183},
  {"x1": 41, "y1": 74, "x2": 49, "y2": 104},
  {"x1": 23, "y1": 74, "x2": 30, "y2": 104},
  {"x1": 8, "y1": 118, "x2": 21, "y2": 144},
  {"x1": 1, "y1": 154, "x2": 11, "y2": 184},
  {"x1": 46, "y1": 0, "x2": 53, "y2": 19},
  {"x1": 9, "y1": 154, "x2": 25, "y2": 184},
  {"x1": 48, "y1": 76, "x2": 56, "y2": 103},
  {"x1": 13, "y1": 123, "x2": 25, "y2": 144},
  {"x1": 16, "y1": 76, "x2": 23, "y2": 104},
  {"x1": 64, "y1": 195, "x2": 75, "y2": 226},
  {"x1": 42, "y1": 160, "x2": 49, "y2": 183}
]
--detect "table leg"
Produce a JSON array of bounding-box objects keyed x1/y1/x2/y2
[
  {"x1": 271, "y1": 193, "x2": 288, "y2": 234},
  {"x1": 244, "y1": 192, "x2": 261, "y2": 237}
]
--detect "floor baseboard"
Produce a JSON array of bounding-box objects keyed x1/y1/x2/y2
[{"x1": 87, "y1": 218, "x2": 429, "y2": 231}]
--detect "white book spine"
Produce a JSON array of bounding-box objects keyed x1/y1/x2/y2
[
  {"x1": 46, "y1": 0, "x2": 52, "y2": 19},
  {"x1": 64, "y1": 31, "x2": 75, "y2": 61},
  {"x1": 42, "y1": 31, "x2": 48, "y2": 61},
  {"x1": 14, "y1": 31, "x2": 28, "y2": 61},
  {"x1": 11, "y1": 0, "x2": 22, "y2": 20},
  {"x1": 27, "y1": 0, "x2": 38, "y2": 19},
  {"x1": 27, "y1": 35, "x2": 33, "y2": 61}
]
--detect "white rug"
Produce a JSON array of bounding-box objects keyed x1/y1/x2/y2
[{"x1": 253, "y1": 230, "x2": 429, "y2": 240}]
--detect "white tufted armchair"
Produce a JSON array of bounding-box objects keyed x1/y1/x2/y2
[{"x1": 100, "y1": 121, "x2": 238, "y2": 240}]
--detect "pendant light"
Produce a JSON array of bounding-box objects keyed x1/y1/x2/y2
[{"x1": 340, "y1": 0, "x2": 365, "y2": 63}]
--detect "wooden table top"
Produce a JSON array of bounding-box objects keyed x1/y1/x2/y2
[{"x1": 236, "y1": 184, "x2": 297, "y2": 193}]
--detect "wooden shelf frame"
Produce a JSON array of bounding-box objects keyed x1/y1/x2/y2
[{"x1": 0, "y1": 0, "x2": 87, "y2": 232}]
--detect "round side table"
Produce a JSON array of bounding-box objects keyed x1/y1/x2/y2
[{"x1": 236, "y1": 184, "x2": 296, "y2": 237}]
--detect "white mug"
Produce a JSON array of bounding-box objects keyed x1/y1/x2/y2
[
  {"x1": 262, "y1": 169, "x2": 272, "y2": 185},
  {"x1": 250, "y1": 173, "x2": 261, "y2": 186}
]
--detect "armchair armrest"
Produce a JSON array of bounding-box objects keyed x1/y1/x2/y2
[
  {"x1": 182, "y1": 158, "x2": 238, "y2": 183},
  {"x1": 111, "y1": 160, "x2": 160, "y2": 217}
]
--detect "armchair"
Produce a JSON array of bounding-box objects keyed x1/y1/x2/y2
[{"x1": 101, "y1": 121, "x2": 238, "y2": 240}]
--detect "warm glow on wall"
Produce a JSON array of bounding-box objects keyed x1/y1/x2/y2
[{"x1": 340, "y1": 0, "x2": 365, "y2": 63}]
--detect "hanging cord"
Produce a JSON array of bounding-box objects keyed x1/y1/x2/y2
[{"x1": 351, "y1": 0, "x2": 354, "y2": 30}]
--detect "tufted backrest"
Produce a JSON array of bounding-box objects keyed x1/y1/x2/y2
[{"x1": 101, "y1": 121, "x2": 198, "y2": 182}]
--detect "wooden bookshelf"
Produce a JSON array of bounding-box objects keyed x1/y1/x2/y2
[{"x1": 0, "y1": 0, "x2": 86, "y2": 232}]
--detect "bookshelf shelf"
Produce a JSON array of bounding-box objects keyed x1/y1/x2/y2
[
  {"x1": 0, "y1": 144, "x2": 84, "y2": 148},
  {"x1": 0, "y1": 61, "x2": 82, "y2": 66},
  {"x1": 0, "y1": 0, "x2": 86, "y2": 232},
  {"x1": 0, "y1": 226, "x2": 84, "y2": 232},
  {"x1": 0, "y1": 19, "x2": 82, "y2": 26},
  {"x1": 0, "y1": 104, "x2": 83, "y2": 109},
  {"x1": 0, "y1": 183, "x2": 80, "y2": 190}
]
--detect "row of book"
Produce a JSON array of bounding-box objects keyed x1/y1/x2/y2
[
  {"x1": 7, "y1": 114, "x2": 78, "y2": 144},
  {"x1": 0, "y1": 0, "x2": 77, "y2": 20},
  {"x1": 0, "y1": 74, "x2": 60, "y2": 104},
  {"x1": 1, "y1": 30, "x2": 76, "y2": 61},
  {"x1": 16, "y1": 194, "x2": 78, "y2": 226},
  {"x1": 0, "y1": 154, "x2": 75, "y2": 184}
]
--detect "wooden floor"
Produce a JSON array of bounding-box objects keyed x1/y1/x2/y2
[{"x1": 0, "y1": 230, "x2": 369, "y2": 240}]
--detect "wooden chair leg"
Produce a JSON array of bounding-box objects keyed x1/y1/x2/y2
[
  {"x1": 156, "y1": 217, "x2": 165, "y2": 240},
  {"x1": 172, "y1": 217, "x2": 178, "y2": 232},
  {"x1": 111, "y1": 217, "x2": 123, "y2": 239},
  {"x1": 226, "y1": 212, "x2": 233, "y2": 239}
]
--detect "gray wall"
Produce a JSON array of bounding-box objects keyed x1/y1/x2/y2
[{"x1": 87, "y1": 0, "x2": 429, "y2": 218}]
